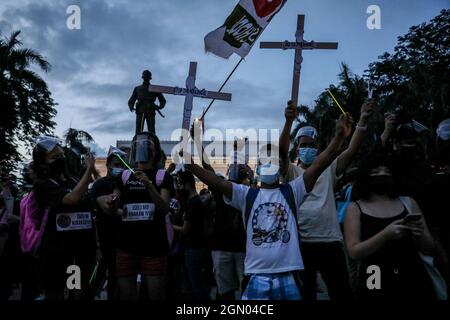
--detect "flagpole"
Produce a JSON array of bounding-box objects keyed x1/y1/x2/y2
[{"x1": 200, "y1": 57, "x2": 244, "y2": 120}]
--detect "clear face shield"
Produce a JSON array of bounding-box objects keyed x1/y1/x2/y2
[
  {"x1": 437, "y1": 119, "x2": 450, "y2": 141},
  {"x1": 130, "y1": 132, "x2": 157, "y2": 165},
  {"x1": 34, "y1": 136, "x2": 63, "y2": 153}
]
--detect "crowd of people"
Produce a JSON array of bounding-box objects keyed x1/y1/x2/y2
[{"x1": 0, "y1": 100, "x2": 449, "y2": 301}]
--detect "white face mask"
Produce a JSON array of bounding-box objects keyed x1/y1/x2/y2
[{"x1": 257, "y1": 163, "x2": 280, "y2": 185}]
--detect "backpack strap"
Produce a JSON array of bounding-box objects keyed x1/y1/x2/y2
[
  {"x1": 345, "y1": 185, "x2": 352, "y2": 201},
  {"x1": 279, "y1": 183, "x2": 298, "y2": 224},
  {"x1": 155, "y1": 169, "x2": 166, "y2": 188},
  {"x1": 121, "y1": 170, "x2": 133, "y2": 186},
  {"x1": 244, "y1": 188, "x2": 260, "y2": 229}
]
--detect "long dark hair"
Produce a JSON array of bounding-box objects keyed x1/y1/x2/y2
[
  {"x1": 30, "y1": 144, "x2": 51, "y2": 183},
  {"x1": 148, "y1": 132, "x2": 164, "y2": 169},
  {"x1": 30, "y1": 144, "x2": 72, "y2": 207},
  {"x1": 131, "y1": 132, "x2": 165, "y2": 169},
  {"x1": 353, "y1": 152, "x2": 398, "y2": 200}
]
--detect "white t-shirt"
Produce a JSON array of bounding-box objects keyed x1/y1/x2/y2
[
  {"x1": 284, "y1": 160, "x2": 343, "y2": 243},
  {"x1": 224, "y1": 175, "x2": 308, "y2": 274}
]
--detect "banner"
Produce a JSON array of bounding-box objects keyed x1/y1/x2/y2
[{"x1": 205, "y1": 0, "x2": 287, "y2": 59}]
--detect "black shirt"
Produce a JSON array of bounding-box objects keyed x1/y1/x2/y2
[
  {"x1": 183, "y1": 195, "x2": 208, "y2": 249},
  {"x1": 357, "y1": 204, "x2": 434, "y2": 300},
  {"x1": 118, "y1": 169, "x2": 174, "y2": 256},
  {"x1": 35, "y1": 177, "x2": 96, "y2": 254},
  {"x1": 90, "y1": 176, "x2": 120, "y2": 248},
  {"x1": 211, "y1": 189, "x2": 246, "y2": 253},
  {"x1": 429, "y1": 171, "x2": 450, "y2": 256}
]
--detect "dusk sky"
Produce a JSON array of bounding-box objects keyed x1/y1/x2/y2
[{"x1": 1, "y1": 0, "x2": 448, "y2": 156}]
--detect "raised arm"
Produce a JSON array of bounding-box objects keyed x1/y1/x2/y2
[
  {"x1": 191, "y1": 120, "x2": 215, "y2": 173},
  {"x1": 303, "y1": 113, "x2": 352, "y2": 192},
  {"x1": 380, "y1": 113, "x2": 397, "y2": 148},
  {"x1": 336, "y1": 100, "x2": 374, "y2": 176},
  {"x1": 184, "y1": 161, "x2": 232, "y2": 199},
  {"x1": 62, "y1": 154, "x2": 96, "y2": 206},
  {"x1": 134, "y1": 172, "x2": 170, "y2": 215},
  {"x1": 279, "y1": 101, "x2": 297, "y2": 177}
]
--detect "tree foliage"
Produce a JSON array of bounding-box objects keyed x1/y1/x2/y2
[
  {"x1": 290, "y1": 9, "x2": 450, "y2": 161},
  {"x1": 0, "y1": 30, "x2": 57, "y2": 172}
]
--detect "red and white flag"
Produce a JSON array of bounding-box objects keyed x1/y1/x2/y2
[{"x1": 205, "y1": 0, "x2": 287, "y2": 59}]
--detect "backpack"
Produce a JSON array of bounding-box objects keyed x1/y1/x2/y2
[
  {"x1": 19, "y1": 179, "x2": 58, "y2": 256},
  {"x1": 337, "y1": 185, "x2": 353, "y2": 224},
  {"x1": 244, "y1": 184, "x2": 299, "y2": 232},
  {"x1": 121, "y1": 169, "x2": 175, "y2": 251}
]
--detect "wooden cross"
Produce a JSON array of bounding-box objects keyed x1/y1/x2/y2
[
  {"x1": 260, "y1": 15, "x2": 338, "y2": 106},
  {"x1": 148, "y1": 61, "x2": 232, "y2": 134}
]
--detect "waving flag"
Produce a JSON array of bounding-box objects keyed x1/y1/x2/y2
[{"x1": 205, "y1": 0, "x2": 287, "y2": 59}]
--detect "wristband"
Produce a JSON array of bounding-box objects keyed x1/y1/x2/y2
[{"x1": 356, "y1": 124, "x2": 368, "y2": 131}]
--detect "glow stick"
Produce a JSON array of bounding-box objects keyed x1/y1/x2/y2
[
  {"x1": 327, "y1": 89, "x2": 346, "y2": 115},
  {"x1": 116, "y1": 154, "x2": 134, "y2": 173},
  {"x1": 89, "y1": 262, "x2": 98, "y2": 285}
]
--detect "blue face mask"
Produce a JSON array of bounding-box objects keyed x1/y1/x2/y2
[
  {"x1": 256, "y1": 163, "x2": 280, "y2": 185},
  {"x1": 298, "y1": 148, "x2": 318, "y2": 165},
  {"x1": 110, "y1": 167, "x2": 124, "y2": 177}
]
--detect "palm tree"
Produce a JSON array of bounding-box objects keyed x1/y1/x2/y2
[
  {"x1": 0, "y1": 30, "x2": 56, "y2": 171},
  {"x1": 289, "y1": 63, "x2": 372, "y2": 161},
  {"x1": 63, "y1": 128, "x2": 94, "y2": 154},
  {"x1": 63, "y1": 128, "x2": 96, "y2": 178}
]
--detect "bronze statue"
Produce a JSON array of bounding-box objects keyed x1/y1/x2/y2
[{"x1": 128, "y1": 70, "x2": 166, "y2": 134}]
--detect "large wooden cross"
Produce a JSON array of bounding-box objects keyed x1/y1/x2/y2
[
  {"x1": 148, "y1": 61, "x2": 232, "y2": 135},
  {"x1": 260, "y1": 15, "x2": 338, "y2": 106}
]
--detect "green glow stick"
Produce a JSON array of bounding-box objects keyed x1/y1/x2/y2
[
  {"x1": 116, "y1": 154, "x2": 134, "y2": 173},
  {"x1": 89, "y1": 262, "x2": 98, "y2": 285}
]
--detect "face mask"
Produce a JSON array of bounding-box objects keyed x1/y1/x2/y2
[
  {"x1": 299, "y1": 148, "x2": 318, "y2": 165},
  {"x1": 47, "y1": 158, "x2": 65, "y2": 176},
  {"x1": 368, "y1": 175, "x2": 394, "y2": 195},
  {"x1": 110, "y1": 168, "x2": 124, "y2": 177},
  {"x1": 257, "y1": 163, "x2": 279, "y2": 185}
]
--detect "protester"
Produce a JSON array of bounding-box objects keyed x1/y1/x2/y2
[
  {"x1": 173, "y1": 170, "x2": 211, "y2": 300},
  {"x1": 182, "y1": 108, "x2": 353, "y2": 300},
  {"x1": 114, "y1": 132, "x2": 173, "y2": 300},
  {"x1": 88, "y1": 146, "x2": 127, "y2": 299},
  {"x1": 380, "y1": 117, "x2": 433, "y2": 216},
  {"x1": 29, "y1": 136, "x2": 97, "y2": 300},
  {"x1": 380, "y1": 117, "x2": 450, "y2": 278},
  {"x1": 209, "y1": 165, "x2": 248, "y2": 300},
  {"x1": 429, "y1": 119, "x2": 450, "y2": 284},
  {"x1": 344, "y1": 152, "x2": 436, "y2": 299},
  {"x1": 0, "y1": 173, "x2": 21, "y2": 300},
  {"x1": 190, "y1": 122, "x2": 248, "y2": 300},
  {"x1": 3, "y1": 107, "x2": 449, "y2": 302},
  {"x1": 278, "y1": 100, "x2": 374, "y2": 300},
  {"x1": 166, "y1": 198, "x2": 186, "y2": 299}
]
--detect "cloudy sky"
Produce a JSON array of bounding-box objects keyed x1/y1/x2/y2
[{"x1": 0, "y1": 0, "x2": 447, "y2": 156}]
